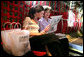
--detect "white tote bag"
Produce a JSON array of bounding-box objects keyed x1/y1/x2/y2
[{"x1": 1, "y1": 22, "x2": 31, "y2": 56}]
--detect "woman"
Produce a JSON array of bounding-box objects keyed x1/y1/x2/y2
[
  {"x1": 23, "y1": 5, "x2": 50, "y2": 36},
  {"x1": 23, "y1": 5, "x2": 51, "y2": 56},
  {"x1": 39, "y1": 5, "x2": 52, "y2": 31},
  {"x1": 22, "y1": 5, "x2": 68, "y2": 56}
]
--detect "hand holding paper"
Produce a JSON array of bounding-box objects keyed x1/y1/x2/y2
[
  {"x1": 47, "y1": 15, "x2": 63, "y2": 33},
  {"x1": 44, "y1": 24, "x2": 51, "y2": 32}
]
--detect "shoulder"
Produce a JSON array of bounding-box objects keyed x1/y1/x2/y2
[
  {"x1": 26, "y1": 17, "x2": 31, "y2": 19},
  {"x1": 25, "y1": 17, "x2": 31, "y2": 20},
  {"x1": 24, "y1": 17, "x2": 31, "y2": 22},
  {"x1": 39, "y1": 17, "x2": 44, "y2": 22}
]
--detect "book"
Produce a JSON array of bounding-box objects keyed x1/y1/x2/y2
[
  {"x1": 69, "y1": 38, "x2": 83, "y2": 53},
  {"x1": 70, "y1": 38, "x2": 83, "y2": 46}
]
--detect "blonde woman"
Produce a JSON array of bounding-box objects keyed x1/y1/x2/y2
[{"x1": 39, "y1": 5, "x2": 52, "y2": 31}]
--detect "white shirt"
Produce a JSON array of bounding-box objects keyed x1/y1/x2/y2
[
  {"x1": 38, "y1": 17, "x2": 51, "y2": 31},
  {"x1": 68, "y1": 10, "x2": 75, "y2": 27}
]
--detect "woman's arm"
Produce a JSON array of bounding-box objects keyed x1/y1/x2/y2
[
  {"x1": 29, "y1": 31, "x2": 41, "y2": 36},
  {"x1": 23, "y1": 17, "x2": 44, "y2": 36},
  {"x1": 23, "y1": 17, "x2": 50, "y2": 36},
  {"x1": 39, "y1": 21, "x2": 45, "y2": 32},
  {"x1": 31, "y1": 24, "x2": 51, "y2": 36},
  {"x1": 40, "y1": 24, "x2": 51, "y2": 34},
  {"x1": 23, "y1": 17, "x2": 31, "y2": 29}
]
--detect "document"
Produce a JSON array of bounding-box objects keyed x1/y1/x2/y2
[{"x1": 47, "y1": 15, "x2": 62, "y2": 33}]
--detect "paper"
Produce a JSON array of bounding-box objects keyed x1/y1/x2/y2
[{"x1": 47, "y1": 15, "x2": 62, "y2": 33}]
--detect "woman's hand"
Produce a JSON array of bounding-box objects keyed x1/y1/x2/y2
[
  {"x1": 40, "y1": 24, "x2": 51, "y2": 35},
  {"x1": 44, "y1": 24, "x2": 51, "y2": 32}
]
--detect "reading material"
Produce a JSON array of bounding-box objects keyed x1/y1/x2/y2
[{"x1": 47, "y1": 15, "x2": 63, "y2": 33}]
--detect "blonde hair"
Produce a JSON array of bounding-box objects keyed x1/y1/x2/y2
[{"x1": 43, "y1": 5, "x2": 51, "y2": 10}]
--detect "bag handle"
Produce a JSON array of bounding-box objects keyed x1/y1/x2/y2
[
  {"x1": 3, "y1": 22, "x2": 21, "y2": 30},
  {"x1": 11, "y1": 22, "x2": 18, "y2": 29},
  {"x1": 14, "y1": 22, "x2": 21, "y2": 29},
  {"x1": 11, "y1": 22, "x2": 21, "y2": 29},
  {"x1": 3, "y1": 22, "x2": 12, "y2": 30},
  {"x1": 17, "y1": 22, "x2": 21, "y2": 28}
]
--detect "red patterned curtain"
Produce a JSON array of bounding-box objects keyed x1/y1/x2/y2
[{"x1": 1, "y1": 1, "x2": 71, "y2": 34}]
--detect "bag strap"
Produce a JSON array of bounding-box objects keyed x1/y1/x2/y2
[
  {"x1": 14, "y1": 22, "x2": 21, "y2": 29},
  {"x1": 11, "y1": 22, "x2": 18, "y2": 29},
  {"x1": 3, "y1": 22, "x2": 12, "y2": 30},
  {"x1": 3, "y1": 22, "x2": 21, "y2": 30},
  {"x1": 11, "y1": 22, "x2": 21, "y2": 29}
]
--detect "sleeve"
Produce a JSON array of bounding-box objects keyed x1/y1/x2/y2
[
  {"x1": 39, "y1": 21, "x2": 45, "y2": 32},
  {"x1": 23, "y1": 17, "x2": 31, "y2": 29}
]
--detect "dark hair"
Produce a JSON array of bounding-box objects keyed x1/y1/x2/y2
[{"x1": 28, "y1": 5, "x2": 44, "y2": 19}]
